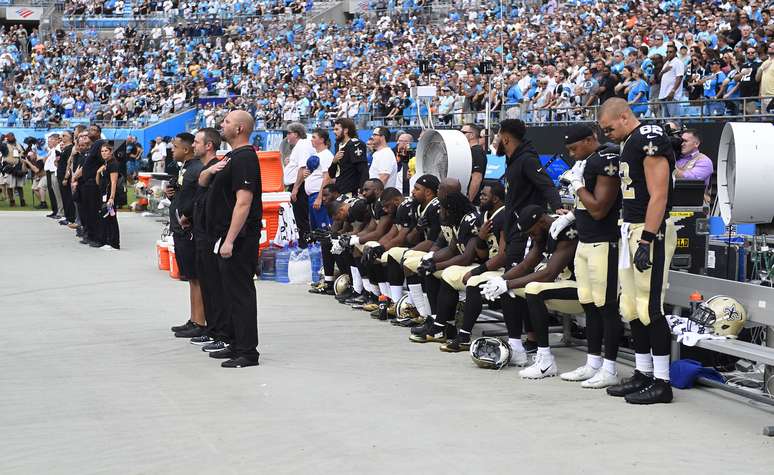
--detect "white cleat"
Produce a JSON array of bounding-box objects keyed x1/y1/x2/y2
[
  {"x1": 509, "y1": 350, "x2": 529, "y2": 367},
  {"x1": 581, "y1": 369, "x2": 621, "y2": 389},
  {"x1": 519, "y1": 355, "x2": 557, "y2": 379},
  {"x1": 560, "y1": 364, "x2": 598, "y2": 382}
]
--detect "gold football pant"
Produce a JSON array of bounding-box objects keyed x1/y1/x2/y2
[
  {"x1": 575, "y1": 241, "x2": 619, "y2": 307},
  {"x1": 619, "y1": 220, "x2": 677, "y2": 325}
]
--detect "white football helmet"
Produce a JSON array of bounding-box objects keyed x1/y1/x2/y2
[
  {"x1": 689, "y1": 295, "x2": 747, "y2": 337},
  {"x1": 470, "y1": 337, "x2": 512, "y2": 370}
]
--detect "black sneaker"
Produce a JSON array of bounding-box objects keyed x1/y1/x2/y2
[
  {"x1": 174, "y1": 324, "x2": 206, "y2": 338},
  {"x1": 624, "y1": 378, "x2": 673, "y2": 405},
  {"x1": 524, "y1": 339, "x2": 538, "y2": 354},
  {"x1": 606, "y1": 370, "x2": 654, "y2": 397},
  {"x1": 440, "y1": 332, "x2": 471, "y2": 353},
  {"x1": 171, "y1": 320, "x2": 194, "y2": 332},
  {"x1": 59, "y1": 218, "x2": 70, "y2": 226},
  {"x1": 46, "y1": 212, "x2": 58, "y2": 218},
  {"x1": 209, "y1": 347, "x2": 237, "y2": 359},
  {"x1": 79, "y1": 239, "x2": 92, "y2": 245},
  {"x1": 190, "y1": 335, "x2": 214, "y2": 346},
  {"x1": 202, "y1": 341, "x2": 229, "y2": 352},
  {"x1": 89, "y1": 241, "x2": 104, "y2": 248},
  {"x1": 221, "y1": 356, "x2": 259, "y2": 368}
]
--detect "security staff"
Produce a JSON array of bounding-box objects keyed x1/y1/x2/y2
[
  {"x1": 167, "y1": 132, "x2": 207, "y2": 339},
  {"x1": 491, "y1": 119, "x2": 563, "y2": 270},
  {"x1": 184, "y1": 128, "x2": 233, "y2": 353},
  {"x1": 78, "y1": 125, "x2": 105, "y2": 245},
  {"x1": 598, "y1": 98, "x2": 677, "y2": 404},
  {"x1": 203, "y1": 110, "x2": 263, "y2": 369},
  {"x1": 329, "y1": 118, "x2": 368, "y2": 196},
  {"x1": 554, "y1": 125, "x2": 623, "y2": 389}
]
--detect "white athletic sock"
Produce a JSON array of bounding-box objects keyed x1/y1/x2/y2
[
  {"x1": 587, "y1": 354, "x2": 603, "y2": 370},
  {"x1": 408, "y1": 284, "x2": 428, "y2": 316},
  {"x1": 363, "y1": 279, "x2": 375, "y2": 295},
  {"x1": 635, "y1": 353, "x2": 654, "y2": 375},
  {"x1": 509, "y1": 338, "x2": 525, "y2": 353},
  {"x1": 652, "y1": 354, "x2": 670, "y2": 381},
  {"x1": 390, "y1": 285, "x2": 403, "y2": 303},
  {"x1": 324, "y1": 275, "x2": 334, "y2": 282},
  {"x1": 537, "y1": 346, "x2": 554, "y2": 362},
  {"x1": 602, "y1": 358, "x2": 617, "y2": 375},
  {"x1": 378, "y1": 282, "x2": 390, "y2": 298},
  {"x1": 350, "y1": 267, "x2": 363, "y2": 293}
]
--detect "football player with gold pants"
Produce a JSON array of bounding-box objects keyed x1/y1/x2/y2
[
  {"x1": 599, "y1": 98, "x2": 678, "y2": 405},
  {"x1": 409, "y1": 191, "x2": 480, "y2": 343},
  {"x1": 555, "y1": 124, "x2": 624, "y2": 389}
]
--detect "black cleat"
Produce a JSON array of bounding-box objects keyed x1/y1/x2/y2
[
  {"x1": 221, "y1": 356, "x2": 259, "y2": 368},
  {"x1": 440, "y1": 332, "x2": 471, "y2": 353},
  {"x1": 346, "y1": 292, "x2": 367, "y2": 305},
  {"x1": 174, "y1": 324, "x2": 206, "y2": 338},
  {"x1": 335, "y1": 289, "x2": 354, "y2": 302},
  {"x1": 606, "y1": 370, "x2": 654, "y2": 397},
  {"x1": 171, "y1": 320, "x2": 194, "y2": 332},
  {"x1": 209, "y1": 347, "x2": 237, "y2": 359},
  {"x1": 409, "y1": 317, "x2": 446, "y2": 343},
  {"x1": 524, "y1": 339, "x2": 538, "y2": 354},
  {"x1": 624, "y1": 378, "x2": 673, "y2": 405}
]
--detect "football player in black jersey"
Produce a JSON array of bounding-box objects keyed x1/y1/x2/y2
[
  {"x1": 554, "y1": 125, "x2": 624, "y2": 389},
  {"x1": 409, "y1": 191, "x2": 480, "y2": 342},
  {"x1": 347, "y1": 179, "x2": 390, "y2": 307},
  {"x1": 475, "y1": 205, "x2": 582, "y2": 377},
  {"x1": 382, "y1": 175, "x2": 441, "y2": 319},
  {"x1": 439, "y1": 182, "x2": 508, "y2": 352},
  {"x1": 598, "y1": 98, "x2": 677, "y2": 404},
  {"x1": 329, "y1": 118, "x2": 368, "y2": 196}
]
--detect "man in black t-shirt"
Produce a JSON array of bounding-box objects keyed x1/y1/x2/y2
[
  {"x1": 167, "y1": 133, "x2": 207, "y2": 339},
  {"x1": 739, "y1": 47, "x2": 762, "y2": 114},
  {"x1": 202, "y1": 110, "x2": 262, "y2": 368},
  {"x1": 461, "y1": 123, "x2": 487, "y2": 203}
]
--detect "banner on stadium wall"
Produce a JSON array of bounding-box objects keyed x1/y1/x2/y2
[{"x1": 5, "y1": 6, "x2": 44, "y2": 20}]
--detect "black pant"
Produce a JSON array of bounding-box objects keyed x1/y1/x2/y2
[
  {"x1": 81, "y1": 182, "x2": 100, "y2": 242},
  {"x1": 288, "y1": 183, "x2": 309, "y2": 248},
  {"x1": 60, "y1": 179, "x2": 76, "y2": 222},
  {"x1": 197, "y1": 243, "x2": 233, "y2": 343},
  {"x1": 97, "y1": 212, "x2": 120, "y2": 248},
  {"x1": 217, "y1": 234, "x2": 259, "y2": 360},
  {"x1": 45, "y1": 171, "x2": 58, "y2": 213}
]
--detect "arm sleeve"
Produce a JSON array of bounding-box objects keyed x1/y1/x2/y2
[
  {"x1": 230, "y1": 155, "x2": 260, "y2": 193},
  {"x1": 523, "y1": 155, "x2": 562, "y2": 210},
  {"x1": 179, "y1": 169, "x2": 201, "y2": 217}
]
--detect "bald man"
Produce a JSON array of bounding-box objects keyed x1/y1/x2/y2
[
  {"x1": 598, "y1": 98, "x2": 677, "y2": 404},
  {"x1": 203, "y1": 110, "x2": 263, "y2": 368}
]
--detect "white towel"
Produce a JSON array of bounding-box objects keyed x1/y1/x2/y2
[{"x1": 619, "y1": 222, "x2": 631, "y2": 269}]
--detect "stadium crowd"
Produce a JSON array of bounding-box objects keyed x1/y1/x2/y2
[
  {"x1": 63, "y1": 0, "x2": 313, "y2": 17},
  {"x1": 3, "y1": 0, "x2": 774, "y2": 129}
]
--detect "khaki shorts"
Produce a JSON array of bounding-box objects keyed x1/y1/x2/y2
[{"x1": 32, "y1": 175, "x2": 47, "y2": 192}]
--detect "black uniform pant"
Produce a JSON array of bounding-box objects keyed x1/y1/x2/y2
[
  {"x1": 321, "y1": 238, "x2": 335, "y2": 277},
  {"x1": 218, "y1": 234, "x2": 259, "y2": 360},
  {"x1": 97, "y1": 212, "x2": 120, "y2": 249},
  {"x1": 60, "y1": 179, "x2": 76, "y2": 222},
  {"x1": 288, "y1": 183, "x2": 309, "y2": 248},
  {"x1": 80, "y1": 182, "x2": 100, "y2": 242},
  {"x1": 45, "y1": 171, "x2": 58, "y2": 213},
  {"x1": 197, "y1": 243, "x2": 232, "y2": 343}
]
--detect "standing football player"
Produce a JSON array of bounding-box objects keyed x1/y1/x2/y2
[
  {"x1": 554, "y1": 125, "x2": 623, "y2": 389},
  {"x1": 598, "y1": 98, "x2": 677, "y2": 404}
]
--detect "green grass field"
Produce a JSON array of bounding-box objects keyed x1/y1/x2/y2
[{"x1": 0, "y1": 182, "x2": 137, "y2": 212}]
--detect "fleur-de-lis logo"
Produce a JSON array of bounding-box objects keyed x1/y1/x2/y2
[
  {"x1": 604, "y1": 163, "x2": 618, "y2": 176},
  {"x1": 566, "y1": 228, "x2": 578, "y2": 239},
  {"x1": 643, "y1": 141, "x2": 658, "y2": 156}
]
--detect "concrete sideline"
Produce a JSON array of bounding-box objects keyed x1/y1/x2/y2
[{"x1": 0, "y1": 211, "x2": 773, "y2": 474}]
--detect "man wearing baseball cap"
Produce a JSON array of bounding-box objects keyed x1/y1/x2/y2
[{"x1": 474, "y1": 204, "x2": 582, "y2": 376}]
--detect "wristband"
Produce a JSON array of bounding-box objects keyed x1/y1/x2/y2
[
  {"x1": 470, "y1": 263, "x2": 488, "y2": 276},
  {"x1": 640, "y1": 230, "x2": 656, "y2": 243}
]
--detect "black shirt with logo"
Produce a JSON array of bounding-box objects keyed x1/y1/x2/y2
[
  {"x1": 576, "y1": 144, "x2": 622, "y2": 243},
  {"x1": 205, "y1": 146, "x2": 262, "y2": 240}
]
